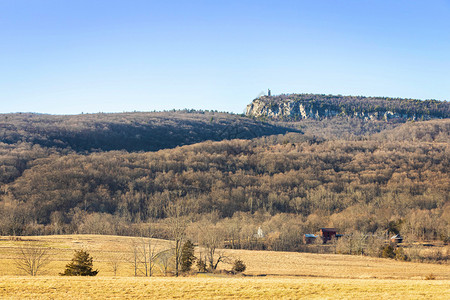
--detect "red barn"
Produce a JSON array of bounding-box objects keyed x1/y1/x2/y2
[{"x1": 320, "y1": 228, "x2": 337, "y2": 243}]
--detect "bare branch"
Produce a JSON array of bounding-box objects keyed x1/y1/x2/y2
[{"x1": 14, "y1": 243, "x2": 51, "y2": 276}]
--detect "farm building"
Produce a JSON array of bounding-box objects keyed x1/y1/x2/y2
[
  {"x1": 303, "y1": 234, "x2": 318, "y2": 244},
  {"x1": 390, "y1": 234, "x2": 403, "y2": 244},
  {"x1": 320, "y1": 228, "x2": 337, "y2": 243}
]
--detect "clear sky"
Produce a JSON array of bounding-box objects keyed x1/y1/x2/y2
[{"x1": 1, "y1": 0, "x2": 449, "y2": 115}]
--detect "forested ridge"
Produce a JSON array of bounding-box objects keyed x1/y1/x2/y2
[
  {"x1": 0, "y1": 110, "x2": 296, "y2": 153},
  {"x1": 1, "y1": 118, "x2": 449, "y2": 250},
  {"x1": 247, "y1": 93, "x2": 450, "y2": 121}
]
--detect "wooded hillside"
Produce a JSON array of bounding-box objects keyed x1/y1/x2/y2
[
  {"x1": 1, "y1": 119, "x2": 448, "y2": 248},
  {"x1": 0, "y1": 110, "x2": 297, "y2": 152}
]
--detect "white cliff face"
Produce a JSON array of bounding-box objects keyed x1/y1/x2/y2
[
  {"x1": 246, "y1": 98, "x2": 341, "y2": 120},
  {"x1": 299, "y1": 104, "x2": 307, "y2": 119},
  {"x1": 246, "y1": 98, "x2": 421, "y2": 121}
]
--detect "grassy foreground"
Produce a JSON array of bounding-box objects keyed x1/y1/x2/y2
[
  {"x1": 1, "y1": 235, "x2": 449, "y2": 299},
  {"x1": 1, "y1": 235, "x2": 449, "y2": 279},
  {"x1": 1, "y1": 276, "x2": 449, "y2": 299}
]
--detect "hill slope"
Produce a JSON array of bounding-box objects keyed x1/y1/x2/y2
[
  {"x1": 0, "y1": 111, "x2": 298, "y2": 152},
  {"x1": 1, "y1": 122, "x2": 448, "y2": 244},
  {"x1": 0, "y1": 105, "x2": 449, "y2": 251}
]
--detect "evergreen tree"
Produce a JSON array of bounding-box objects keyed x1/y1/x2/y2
[
  {"x1": 232, "y1": 259, "x2": 246, "y2": 273},
  {"x1": 60, "y1": 250, "x2": 98, "y2": 276},
  {"x1": 181, "y1": 240, "x2": 196, "y2": 273}
]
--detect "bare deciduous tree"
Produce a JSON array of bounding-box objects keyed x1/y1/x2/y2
[
  {"x1": 198, "y1": 222, "x2": 228, "y2": 271},
  {"x1": 14, "y1": 243, "x2": 51, "y2": 276},
  {"x1": 106, "y1": 252, "x2": 123, "y2": 276},
  {"x1": 165, "y1": 201, "x2": 189, "y2": 276},
  {"x1": 128, "y1": 237, "x2": 160, "y2": 277},
  {"x1": 138, "y1": 238, "x2": 159, "y2": 277},
  {"x1": 129, "y1": 240, "x2": 140, "y2": 277},
  {"x1": 154, "y1": 248, "x2": 175, "y2": 276}
]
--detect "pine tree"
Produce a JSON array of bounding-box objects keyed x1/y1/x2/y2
[
  {"x1": 60, "y1": 250, "x2": 98, "y2": 276},
  {"x1": 232, "y1": 259, "x2": 246, "y2": 273},
  {"x1": 181, "y1": 240, "x2": 196, "y2": 273}
]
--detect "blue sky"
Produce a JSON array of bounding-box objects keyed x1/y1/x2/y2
[{"x1": 1, "y1": 0, "x2": 449, "y2": 114}]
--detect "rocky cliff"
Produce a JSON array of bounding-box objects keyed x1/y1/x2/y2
[{"x1": 246, "y1": 94, "x2": 449, "y2": 121}]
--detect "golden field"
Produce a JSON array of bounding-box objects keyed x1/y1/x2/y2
[
  {"x1": 1, "y1": 276, "x2": 449, "y2": 299},
  {"x1": 1, "y1": 235, "x2": 449, "y2": 299}
]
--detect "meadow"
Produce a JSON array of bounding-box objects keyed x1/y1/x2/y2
[
  {"x1": 0, "y1": 235, "x2": 449, "y2": 299},
  {"x1": 1, "y1": 276, "x2": 449, "y2": 299}
]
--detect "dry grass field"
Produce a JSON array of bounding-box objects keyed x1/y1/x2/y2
[
  {"x1": 1, "y1": 276, "x2": 449, "y2": 299},
  {"x1": 1, "y1": 235, "x2": 449, "y2": 299}
]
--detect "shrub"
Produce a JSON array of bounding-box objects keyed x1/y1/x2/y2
[
  {"x1": 232, "y1": 259, "x2": 246, "y2": 273},
  {"x1": 196, "y1": 257, "x2": 207, "y2": 272},
  {"x1": 394, "y1": 247, "x2": 407, "y2": 261},
  {"x1": 380, "y1": 245, "x2": 395, "y2": 259},
  {"x1": 60, "y1": 250, "x2": 98, "y2": 276}
]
